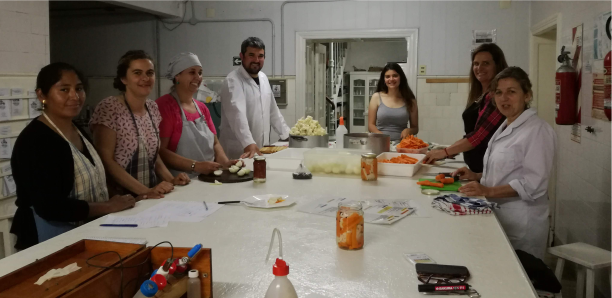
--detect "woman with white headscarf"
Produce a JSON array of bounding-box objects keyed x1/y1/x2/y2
[{"x1": 156, "y1": 52, "x2": 236, "y2": 177}]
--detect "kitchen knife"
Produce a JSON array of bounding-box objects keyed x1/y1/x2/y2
[{"x1": 421, "y1": 173, "x2": 461, "y2": 181}]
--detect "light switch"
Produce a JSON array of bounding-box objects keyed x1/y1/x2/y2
[
  {"x1": 206, "y1": 8, "x2": 215, "y2": 18},
  {"x1": 419, "y1": 65, "x2": 427, "y2": 75}
]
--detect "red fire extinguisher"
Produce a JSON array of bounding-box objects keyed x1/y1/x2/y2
[
  {"x1": 555, "y1": 46, "x2": 578, "y2": 125},
  {"x1": 604, "y1": 16, "x2": 612, "y2": 121}
]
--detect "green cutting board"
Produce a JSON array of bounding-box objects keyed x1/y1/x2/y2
[{"x1": 418, "y1": 179, "x2": 461, "y2": 191}]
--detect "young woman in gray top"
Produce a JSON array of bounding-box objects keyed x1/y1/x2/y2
[{"x1": 368, "y1": 63, "x2": 418, "y2": 141}]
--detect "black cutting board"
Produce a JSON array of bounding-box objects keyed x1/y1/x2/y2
[{"x1": 198, "y1": 169, "x2": 253, "y2": 183}]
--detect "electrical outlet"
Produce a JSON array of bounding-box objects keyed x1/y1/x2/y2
[{"x1": 419, "y1": 65, "x2": 427, "y2": 75}]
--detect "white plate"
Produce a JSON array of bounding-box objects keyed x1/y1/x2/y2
[{"x1": 243, "y1": 194, "x2": 295, "y2": 208}]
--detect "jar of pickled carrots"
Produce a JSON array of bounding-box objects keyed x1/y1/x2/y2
[
  {"x1": 360, "y1": 153, "x2": 378, "y2": 181},
  {"x1": 336, "y1": 201, "x2": 364, "y2": 250}
]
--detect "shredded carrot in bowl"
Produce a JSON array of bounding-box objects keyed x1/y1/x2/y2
[
  {"x1": 380, "y1": 154, "x2": 419, "y2": 164},
  {"x1": 396, "y1": 135, "x2": 428, "y2": 149}
]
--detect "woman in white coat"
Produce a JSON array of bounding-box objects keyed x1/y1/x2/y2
[
  {"x1": 219, "y1": 37, "x2": 290, "y2": 159},
  {"x1": 452, "y1": 67, "x2": 556, "y2": 259}
]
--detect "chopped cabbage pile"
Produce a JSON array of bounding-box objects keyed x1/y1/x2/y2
[{"x1": 290, "y1": 116, "x2": 327, "y2": 136}]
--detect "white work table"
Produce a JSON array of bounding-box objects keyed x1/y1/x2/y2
[{"x1": 0, "y1": 161, "x2": 537, "y2": 298}]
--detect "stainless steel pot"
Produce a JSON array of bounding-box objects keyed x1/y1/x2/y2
[
  {"x1": 343, "y1": 133, "x2": 390, "y2": 154},
  {"x1": 289, "y1": 135, "x2": 329, "y2": 148}
]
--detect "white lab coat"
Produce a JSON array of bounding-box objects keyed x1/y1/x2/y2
[
  {"x1": 481, "y1": 109, "x2": 557, "y2": 259},
  {"x1": 219, "y1": 66, "x2": 290, "y2": 159}
]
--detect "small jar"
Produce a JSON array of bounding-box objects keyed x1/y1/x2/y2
[
  {"x1": 336, "y1": 201, "x2": 364, "y2": 250},
  {"x1": 253, "y1": 155, "x2": 266, "y2": 183},
  {"x1": 360, "y1": 153, "x2": 378, "y2": 181}
]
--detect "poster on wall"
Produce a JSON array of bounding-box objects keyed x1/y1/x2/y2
[
  {"x1": 593, "y1": 11, "x2": 612, "y2": 60},
  {"x1": 471, "y1": 30, "x2": 497, "y2": 55},
  {"x1": 0, "y1": 100, "x2": 11, "y2": 121},
  {"x1": 29, "y1": 99, "x2": 41, "y2": 118},
  {"x1": 591, "y1": 11, "x2": 611, "y2": 122}
]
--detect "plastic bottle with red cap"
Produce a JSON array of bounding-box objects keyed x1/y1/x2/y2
[
  {"x1": 264, "y1": 258, "x2": 298, "y2": 298},
  {"x1": 335, "y1": 116, "x2": 347, "y2": 149}
]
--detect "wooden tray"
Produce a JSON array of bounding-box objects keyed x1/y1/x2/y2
[
  {"x1": 0, "y1": 240, "x2": 144, "y2": 298},
  {"x1": 199, "y1": 169, "x2": 253, "y2": 183}
]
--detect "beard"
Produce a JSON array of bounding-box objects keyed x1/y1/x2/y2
[{"x1": 244, "y1": 62, "x2": 262, "y2": 75}]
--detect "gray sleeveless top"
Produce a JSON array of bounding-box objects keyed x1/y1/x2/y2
[{"x1": 375, "y1": 93, "x2": 410, "y2": 141}]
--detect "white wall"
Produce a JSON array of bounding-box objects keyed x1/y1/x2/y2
[
  {"x1": 344, "y1": 40, "x2": 407, "y2": 72},
  {"x1": 416, "y1": 78, "x2": 469, "y2": 145},
  {"x1": 162, "y1": 1, "x2": 530, "y2": 77},
  {"x1": 0, "y1": 0, "x2": 50, "y2": 257},
  {"x1": 0, "y1": 1, "x2": 49, "y2": 74},
  {"x1": 531, "y1": 1, "x2": 611, "y2": 297}
]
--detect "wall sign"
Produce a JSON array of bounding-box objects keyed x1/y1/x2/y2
[
  {"x1": 472, "y1": 29, "x2": 497, "y2": 46},
  {"x1": 233, "y1": 56, "x2": 242, "y2": 66}
]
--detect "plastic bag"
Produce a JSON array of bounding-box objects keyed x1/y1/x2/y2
[
  {"x1": 292, "y1": 161, "x2": 312, "y2": 180},
  {"x1": 196, "y1": 84, "x2": 220, "y2": 103}
]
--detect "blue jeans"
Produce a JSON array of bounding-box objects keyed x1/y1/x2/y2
[{"x1": 31, "y1": 207, "x2": 76, "y2": 243}]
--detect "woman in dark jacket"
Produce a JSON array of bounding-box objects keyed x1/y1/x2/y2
[{"x1": 11, "y1": 62, "x2": 136, "y2": 250}]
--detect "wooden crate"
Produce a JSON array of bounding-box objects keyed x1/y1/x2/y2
[
  {"x1": 0, "y1": 240, "x2": 212, "y2": 298},
  {"x1": 64, "y1": 245, "x2": 212, "y2": 298},
  {"x1": 0, "y1": 240, "x2": 145, "y2": 298}
]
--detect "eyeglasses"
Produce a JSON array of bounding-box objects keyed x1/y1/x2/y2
[{"x1": 418, "y1": 274, "x2": 467, "y2": 285}]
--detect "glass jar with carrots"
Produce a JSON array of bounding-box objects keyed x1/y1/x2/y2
[
  {"x1": 361, "y1": 153, "x2": 378, "y2": 181},
  {"x1": 336, "y1": 201, "x2": 364, "y2": 250}
]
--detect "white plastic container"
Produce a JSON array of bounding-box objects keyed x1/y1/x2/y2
[
  {"x1": 187, "y1": 269, "x2": 201, "y2": 298},
  {"x1": 303, "y1": 148, "x2": 369, "y2": 176},
  {"x1": 376, "y1": 152, "x2": 426, "y2": 177},
  {"x1": 264, "y1": 258, "x2": 298, "y2": 298},
  {"x1": 265, "y1": 148, "x2": 311, "y2": 171},
  {"x1": 335, "y1": 117, "x2": 348, "y2": 149}
]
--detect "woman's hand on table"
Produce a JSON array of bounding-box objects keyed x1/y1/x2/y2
[
  {"x1": 451, "y1": 167, "x2": 479, "y2": 181},
  {"x1": 108, "y1": 194, "x2": 136, "y2": 212},
  {"x1": 150, "y1": 181, "x2": 174, "y2": 196},
  {"x1": 194, "y1": 161, "x2": 222, "y2": 174},
  {"x1": 172, "y1": 172, "x2": 191, "y2": 185},
  {"x1": 140, "y1": 189, "x2": 164, "y2": 199},
  {"x1": 458, "y1": 181, "x2": 490, "y2": 197},
  {"x1": 423, "y1": 149, "x2": 446, "y2": 164}
]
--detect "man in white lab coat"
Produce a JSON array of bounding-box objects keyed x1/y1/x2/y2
[{"x1": 219, "y1": 37, "x2": 290, "y2": 159}]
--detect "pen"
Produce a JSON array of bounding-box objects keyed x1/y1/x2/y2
[
  {"x1": 203, "y1": 201, "x2": 208, "y2": 211},
  {"x1": 99, "y1": 224, "x2": 138, "y2": 227}
]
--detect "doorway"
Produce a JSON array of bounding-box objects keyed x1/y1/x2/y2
[
  {"x1": 529, "y1": 14, "x2": 560, "y2": 252},
  {"x1": 533, "y1": 29, "x2": 557, "y2": 127},
  {"x1": 296, "y1": 29, "x2": 418, "y2": 137}
]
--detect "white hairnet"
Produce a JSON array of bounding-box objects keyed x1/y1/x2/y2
[{"x1": 165, "y1": 52, "x2": 202, "y2": 80}]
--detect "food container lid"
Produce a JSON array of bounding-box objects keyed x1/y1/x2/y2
[
  {"x1": 254, "y1": 155, "x2": 266, "y2": 161},
  {"x1": 361, "y1": 153, "x2": 378, "y2": 159},
  {"x1": 421, "y1": 189, "x2": 440, "y2": 195}
]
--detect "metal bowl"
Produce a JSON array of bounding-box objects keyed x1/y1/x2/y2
[
  {"x1": 288, "y1": 134, "x2": 329, "y2": 148},
  {"x1": 343, "y1": 133, "x2": 390, "y2": 155}
]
